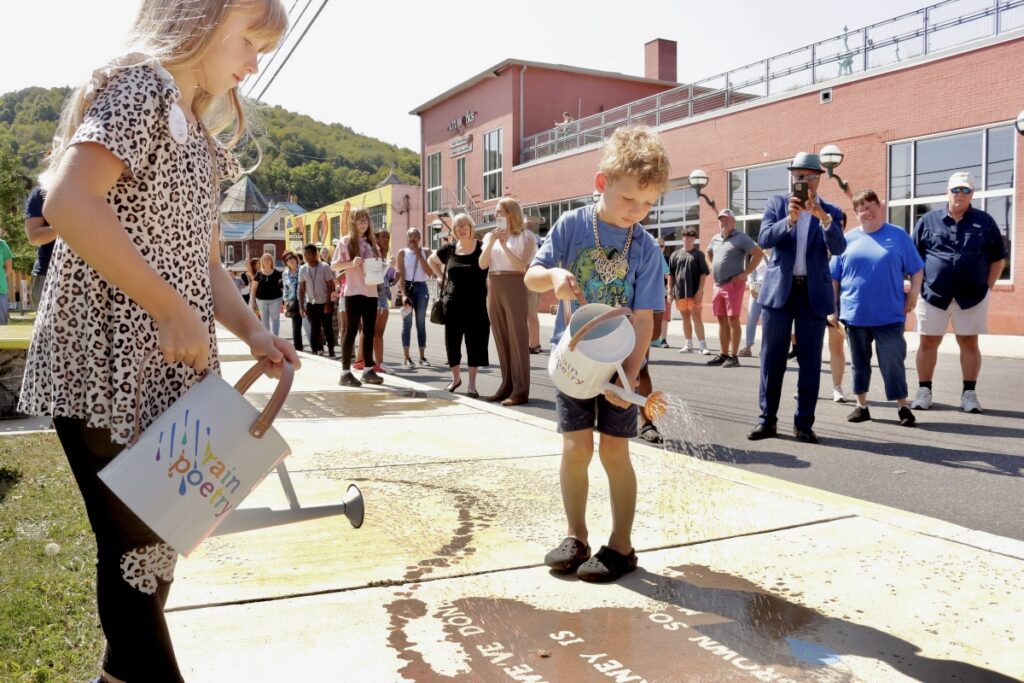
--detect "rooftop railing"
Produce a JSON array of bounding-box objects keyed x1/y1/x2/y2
[{"x1": 521, "y1": 0, "x2": 1024, "y2": 163}]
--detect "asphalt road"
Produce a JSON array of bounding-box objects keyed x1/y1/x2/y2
[{"x1": 333, "y1": 312, "x2": 1024, "y2": 542}]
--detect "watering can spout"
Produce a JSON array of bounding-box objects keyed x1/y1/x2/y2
[{"x1": 604, "y1": 385, "x2": 669, "y2": 422}]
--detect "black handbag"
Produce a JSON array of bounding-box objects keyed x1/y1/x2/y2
[{"x1": 430, "y1": 247, "x2": 452, "y2": 325}]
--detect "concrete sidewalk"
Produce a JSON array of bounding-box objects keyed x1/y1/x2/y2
[{"x1": 161, "y1": 332, "x2": 1024, "y2": 682}]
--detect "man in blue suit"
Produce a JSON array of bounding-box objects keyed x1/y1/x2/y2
[{"x1": 748, "y1": 153, "x2": 846, "y2": 443}]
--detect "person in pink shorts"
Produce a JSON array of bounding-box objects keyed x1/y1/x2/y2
[{"x1": 706, "y1": 209, "x2": 763, "y2": 367}]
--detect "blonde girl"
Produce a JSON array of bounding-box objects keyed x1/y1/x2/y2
[
  {"x1": 331, "y1": 205, "x2": 384, "y2": 387},
  {"x1": 18, "y1": 2, "x2": 294, "y2": 681},
  {"x1": 479, "y1": 197, "x2": 536, "y2": 405}
]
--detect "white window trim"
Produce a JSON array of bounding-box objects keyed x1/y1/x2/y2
[
  {"x1": 226, "y1": 245, "x2": 235, "y2": 263},
  {"x1": 728, "y1": 160, "x2": 791, "y2": 219},
  {"x1": 456, "y1": 157, "x2": 466, "y2": 206},
  {"x1": 483, "y1": 128, "x2": 503, "y2": 201},
  {"x1": 263, "y1": 244, "x2": 276, "y2": 259},
  {"x1": 427, "y1": 151, "x2": 442, "y2": 212}
]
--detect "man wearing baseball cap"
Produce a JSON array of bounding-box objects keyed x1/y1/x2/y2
[
  {"x1": 748, "y1": 152, "x2": 846, "y2": 444},
  {"x1": 910, "y1": 171, "x2": 1007, "y2": 413},
  {"x1": 706, "y1": 208, "x2": 762, "y2": 368}
]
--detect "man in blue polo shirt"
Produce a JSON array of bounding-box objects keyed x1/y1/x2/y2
[
  {"x1": 831, "y1": 189, "x2": 924, "y2": 427},
  {"x1": 910, "y1": 172, "x2": 1006, "y2": 413}
]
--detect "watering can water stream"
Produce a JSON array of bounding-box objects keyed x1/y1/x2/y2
[{"x1": 548, "y1": 296, "x2": 667, "y2": 422}]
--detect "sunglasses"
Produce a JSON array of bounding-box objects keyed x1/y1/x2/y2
[{"x1": 949, "y1": 187, "x2": 973, "y2": 195}]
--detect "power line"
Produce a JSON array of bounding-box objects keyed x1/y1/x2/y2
[
  {"x1": 246, "y1": 0, "x2": 314, "y2": 98},
  {"x1": 254, "y1": 0, "x2": 330, "y2": 102},
  {"x1": 255, "y1": 0, "x2": 302, "y2": 72}
]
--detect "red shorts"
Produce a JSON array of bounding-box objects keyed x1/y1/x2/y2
[{"x1": 712, "y1": 277, "x2": 746, "y2": 317}]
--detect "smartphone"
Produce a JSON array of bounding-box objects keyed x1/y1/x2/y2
[
  {"x1": 791, "y1": 179, "x2": 809, "y2": 206},
  {"x1": 495, "y1": 216, "x2": 508, "y2": 231}
]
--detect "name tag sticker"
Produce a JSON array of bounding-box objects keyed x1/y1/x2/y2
[{"x1": 168, "y1": 103, "x2": 189, "y2": 144}]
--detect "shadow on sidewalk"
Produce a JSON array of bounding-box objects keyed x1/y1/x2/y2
[
  {"x1": 824, "y1": 437, "x2": 1023, "y2": 477},
  {"x1": 620, "y1": 565, "x2": 1019, "y2": 682}
]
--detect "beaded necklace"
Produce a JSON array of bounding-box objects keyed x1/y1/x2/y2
[{"x1": 590, "y1": 203, "x2": 634, "y2": 284}]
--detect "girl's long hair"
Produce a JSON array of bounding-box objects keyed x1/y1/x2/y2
[
  {"x1": 495, "y1": 197, "x2": 525, "y2": 235},
  {"x1": 44, "y1": 0, "x2": 287, "y2": 182},
  {"x1": 347, "y1": 208, "x2": 381, "y2": 260}
]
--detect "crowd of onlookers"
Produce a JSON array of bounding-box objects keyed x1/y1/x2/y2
[{"x1": 226, "y1": 162, "x2": 1006, "y2": 448}]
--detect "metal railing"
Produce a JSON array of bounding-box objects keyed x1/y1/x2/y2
[
  {"x1": 434, "y1": 186, "x2": 487, "y2": 227},
  {"x1": 521, "y1": 0, "x2": 1024, "y2": 163}
]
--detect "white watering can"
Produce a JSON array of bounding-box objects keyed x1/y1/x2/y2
[
  {"x1": 362, "y1": 257, "x2": 386, "y2": 286},
  {"x1": 548, "y1": 299, "x2": 668, "y2": 421}
]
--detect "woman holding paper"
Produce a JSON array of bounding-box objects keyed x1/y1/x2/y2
[{"x1": 332, "y1": 205, "x2": 384, "y2": 387}]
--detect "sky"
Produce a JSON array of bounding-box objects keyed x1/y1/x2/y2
[{"x1": 3, "y1": 0, "x2": 935, "y2": 151}]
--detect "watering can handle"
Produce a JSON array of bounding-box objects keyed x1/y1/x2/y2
[
  {"x1": 561, "y1": 291, "x2": 591, "y2": 327},
  {"x1": 233, "y1": 358, "x2": 295, "y2": 438},
  {"x1": 567, "y1": 307, "x2": 634, "y2": 352},
  {"x1": 130, "y1": 351, "x2": 294, "y2": 444}
]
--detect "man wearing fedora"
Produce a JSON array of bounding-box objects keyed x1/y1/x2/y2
[
  {"x1": 910, "y1": 171, "x2": 1006, "y2": 413},
  {"x1": 748, "y1": 152, "x2": 846, "y2": 443}
]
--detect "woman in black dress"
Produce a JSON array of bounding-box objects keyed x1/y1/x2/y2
[{"x1": 429, "y1": 213, "x2": 489, "y2": 397}]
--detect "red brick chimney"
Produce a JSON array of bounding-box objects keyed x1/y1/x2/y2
[{"x1": 644, "y1": 38, "x2": 677, "y2": 82}]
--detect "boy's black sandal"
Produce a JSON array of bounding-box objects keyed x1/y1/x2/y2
[
  {"x1": 544, "y1": 537, "x2": 590, "y2": 572},
  {"x1": 577, "y1": 545, "x2": 638, "y2": 582}
]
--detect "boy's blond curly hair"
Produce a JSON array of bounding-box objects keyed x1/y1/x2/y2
[{"x1": 598, "y1": 125, "x2": 671, "y2": 192}]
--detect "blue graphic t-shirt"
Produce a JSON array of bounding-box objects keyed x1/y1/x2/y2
[{"x1": 532, "y1": 205, "x2": 665, "y2": 345}]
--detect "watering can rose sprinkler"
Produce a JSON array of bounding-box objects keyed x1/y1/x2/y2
[{"x1": 548, "y1": 295, "x2": 668, "y2": 422}]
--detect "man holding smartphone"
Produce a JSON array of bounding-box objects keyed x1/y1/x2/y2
[{"x1": 748, "y1": 152, "x2": 846, "y2": 444}]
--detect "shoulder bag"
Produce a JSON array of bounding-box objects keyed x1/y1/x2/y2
[{"x1": 430, "y1": 247, "x2": 452, "y2": 325}]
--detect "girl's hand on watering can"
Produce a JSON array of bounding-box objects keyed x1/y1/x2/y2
[
  {"x1": 551, "y1": 268, "x2": 582, "y2": 301},
  {"x1": 248, "y1": 330, "x2": 301, "y2": 377}
]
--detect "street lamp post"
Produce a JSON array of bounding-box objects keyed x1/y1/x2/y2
[
  {"x1": 688, "y1": 169, "x2": 717, "y2": 211},
  {"x1": 819, "y1": 144, "x2": 850, "y2": 194}
]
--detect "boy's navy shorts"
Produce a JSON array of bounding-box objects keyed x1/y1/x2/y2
[{"x1": 555, "y1": 390, "x2": 638, "y2": 438}]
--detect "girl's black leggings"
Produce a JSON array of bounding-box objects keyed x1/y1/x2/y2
[
  {"x1": 54, "y1": 417, "x2": 183, "y2": 683},
  {"x1": 343, "y1": 294, "x2": 377, "y2": 369}
]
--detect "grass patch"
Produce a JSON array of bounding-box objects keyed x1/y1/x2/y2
[{"x1": 0, "y1": 433, "x2": 104, "y2": 682}]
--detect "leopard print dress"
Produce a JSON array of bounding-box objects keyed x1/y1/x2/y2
[{"x1": 19, "y1": 58, "x2": 241, "y2": 446}]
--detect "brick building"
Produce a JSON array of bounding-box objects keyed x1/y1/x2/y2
[{"x1": 412, "y1": 0, "x2": 1024, "y2": 333}]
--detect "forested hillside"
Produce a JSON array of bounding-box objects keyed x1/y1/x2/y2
[{"x1": 0, "y1": 84, "x2": 420, "y2": 270}]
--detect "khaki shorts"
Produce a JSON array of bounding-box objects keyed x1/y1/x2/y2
[{"x1": 916, "y1": 293, "x2": 989, "y2": 336}]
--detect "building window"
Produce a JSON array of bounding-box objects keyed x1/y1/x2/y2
[
  {"x1": 226, "y1": 245, "x2": 235, "y2": 264},
  {"x1": 642, "y1": 181, "x2": 699, "y2": 248},
  {"x1": 888, "y1": 123, "x2": 1015, "y2": 281},
  {"x1": 427, "y1": 152, "x2": 442, "y2": 213},
  {"x1": 368, "y1": 205, "x2": 387, "y2": 232},
  {"x1": 523, "y1": 194, "x2": 592, "y2": 238},
  {"x1": 483, "y1": 128, "x2": 503, "y2": 201},
  {"x1": 456, "y1": 157, "x2": 466, "y2": 206},
  {"x1": 262, "y1": 244, "x2": 276, "y2": 260},
  {"x1": 729, "y1": 161, "x2": 790, "y2": 241},
  {"x1": 330, "y1": 216, "x2": 341, "y2": 243}
]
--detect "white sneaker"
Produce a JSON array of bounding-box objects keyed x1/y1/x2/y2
[
  {"x1": 832, "y1": 386, "x2": 848, "y2": 403},
  {"x1": 960, "y1": 389, "x2": 982, "y2": 413},
  {"x1": 700, "y1": 347, "x2": 712, "y2": 356},
  {"x1": 910, "y1": 386, "x2": 933, "y2": 410},
  {"x1": 678, "y1": 344, "x2": 693, "y2": 354}
]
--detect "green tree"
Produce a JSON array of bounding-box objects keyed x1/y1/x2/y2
[{"x1": 0, "y1": 125, "x2": 34, "y2": 272}]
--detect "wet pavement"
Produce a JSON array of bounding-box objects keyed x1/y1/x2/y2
[{"x1": 163, "y1": 332, "x2": 1024, "y2": 682}]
